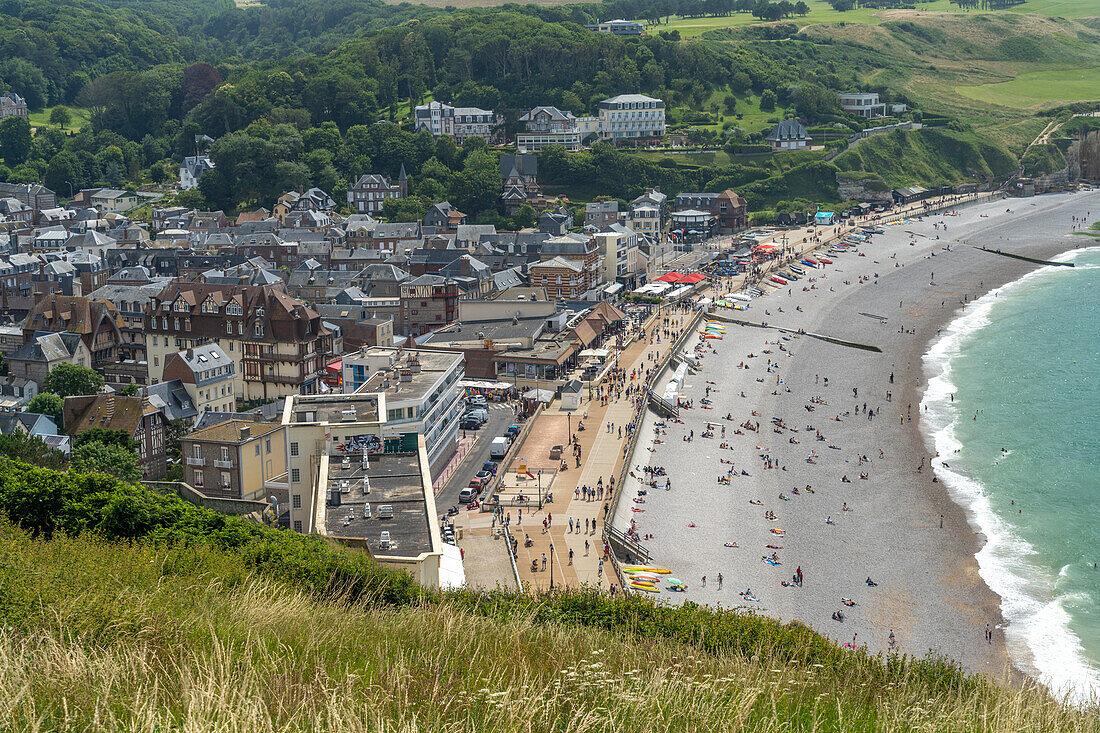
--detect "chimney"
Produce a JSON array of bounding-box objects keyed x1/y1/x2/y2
[
  {"x1": 186, "y1": 347, "x2": 194, "y2": 360},
  {"x1": 240, "y1": 425, "x2": 251, "y2": 440},
  {"x1": 252, "y1": 412, "x2": 263, "y2": 422}
]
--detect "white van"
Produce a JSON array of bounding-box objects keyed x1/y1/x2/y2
[{"x1": 490, "y1": 436, "x2": 509, "y2": 459}]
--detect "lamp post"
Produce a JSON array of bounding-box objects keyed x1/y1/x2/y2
[
  {"x1": 549, "y1": 542, "x2": 555, "y2": 590},
  {"x1": 538, "y1": 469, "x2": 543, "y2": 511}
]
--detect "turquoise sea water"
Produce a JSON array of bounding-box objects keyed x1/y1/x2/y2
[{"x1": 923, "y1": 245, "x2": 1100, "y2": 702}]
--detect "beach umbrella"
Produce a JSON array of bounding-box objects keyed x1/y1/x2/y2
[{"x1": 667, "y1": 578, "x2": 684, "y2": 586}]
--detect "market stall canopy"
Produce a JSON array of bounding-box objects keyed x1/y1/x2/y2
[{"x1": 522, "y1": 388, "x2": 555, "y2": 402}]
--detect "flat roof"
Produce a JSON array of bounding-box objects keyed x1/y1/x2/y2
[
  {"x1": 355, "y1": 348, "x2": 461, "y2": 400},
  {"x1": 288, "y1": 394, "x2": 382, "y2": 424},
  {"x1": 323, "y1": 451, "x2": 432, "y2": 556}
]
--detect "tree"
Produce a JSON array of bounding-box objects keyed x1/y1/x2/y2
[
  {"x1": 760, "y1": 89, "x2": 778, "y2": 112},
  {"x1": 165, "y1": 418, "x2": 189, "y2": 463},
  {"x1": 71, "y1": 441, "x2": 142, "y2": 483},
  {"x1": 794, "y1": 1, "x2": 810, "y2": 15},
  {"x1": 0, "y1": 117, "x2": 32, "y2": 165},
  {"x1": 25, "y1": 393, "x2": 64, "y2": 426},
  {"x1": 0, "y1": 433, "x2": 66, "y2": 470},
  {"x1": 49, "y1": 106, "x2": 72, "y2": 129},
  {"x1": 72, "y1": 428, "x2": 137, "y2": 451},
  {"x1": 42, "y1": 363, "x2": 104, "y2": 398},
  {"x1": 0, "y1": 59, "x2": 48, "y2": 109},
  {"x1": 179, "y1": 63, "x2": 223, "y2": 115},
  {"x1": 44, "y1": 151, "x2": 82, "y2": 196}
]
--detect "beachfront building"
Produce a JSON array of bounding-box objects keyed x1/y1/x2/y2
[
  {"x1": 414, "y1": 101, "x2": 504, "y2": 144},
  {"x1": 765, "y1": 120, "x2": 812, "y2": 151},
  {"x1": 516, "y1": 107, "x2": 581, "y2": 153},
  {"x1": 280, "y1": 392, "x2": 450, "y2": 588},
  {"x1": 673, "y1": 189, "x2": 748, "y2": 234},
  {"x1": 340, "y1": 346, "x2": 465, "y2": 476}
]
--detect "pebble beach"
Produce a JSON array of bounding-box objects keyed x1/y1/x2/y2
[{"x1": 613, "y1": 188, "x2": 1100, "y2": 681}]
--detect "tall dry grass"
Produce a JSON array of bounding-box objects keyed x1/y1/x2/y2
[{"x1": 0, "y1": 526, "x2": 1096, "y2": 731}]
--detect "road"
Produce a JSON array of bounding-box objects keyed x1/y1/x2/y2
[{"x1": 436, "y1": 403, "x2": 516, "y2": 513}]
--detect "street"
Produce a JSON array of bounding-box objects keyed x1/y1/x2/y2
[{"x1": 436, "y1": 402, "x2": 516, "y2": 514}]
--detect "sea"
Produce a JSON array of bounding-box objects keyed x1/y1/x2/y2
[{"x1": 922, "y1": 244, "x2": 1100, "y2": 704}]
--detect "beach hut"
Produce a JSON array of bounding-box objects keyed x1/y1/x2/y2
[
  {"x1": 560, "y1": 379, "x2": 583, "y2": 410},
  {"x1": 814, "y1": 211, "x2": 836, "y2": 226}
]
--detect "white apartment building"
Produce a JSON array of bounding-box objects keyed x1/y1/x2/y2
[
  {"x1": 590, "y1": 94, "x2": 665, "y2": 142},
  {"x1": 340, "y1": 346, "x2": 465, "y2": 476}
]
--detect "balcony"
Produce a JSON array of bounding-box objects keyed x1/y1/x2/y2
[
  {"x1": 213, "y1": 459, "x2": 232, "y2": 469},
  {"x1": 185, "y1": 457, "x2": 205, "y2": 466}
]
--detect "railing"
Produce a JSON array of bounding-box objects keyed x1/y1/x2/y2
[
  {"x1": 213, "y1": 459, "x2": 232, "y2": 468},
  {"x1": 185, "y1": 457, "x2": 205, "y2": 466}
]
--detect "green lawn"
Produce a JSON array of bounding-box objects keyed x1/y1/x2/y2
[
  {"x1": 27, "y1": 105, "x2": 91, "y2": 132},
  {"x1": 661, "y1": 0, "x2": 1099, "y2": 38},
  {"x1": 956, "y1": 67, "x2": 1100, "y2": 108}
]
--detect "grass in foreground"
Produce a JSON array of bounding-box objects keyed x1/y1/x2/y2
[{"x1": 2, "y1": 523, "x2": 1097, "y2": 732}]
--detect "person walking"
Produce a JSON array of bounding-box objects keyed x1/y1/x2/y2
[
  {"x1": 717, "y1": 573, "x2": 724, "y2": 590},
  {"x1": 568, "y1": 548, "x2": 574, "y2": 566},
  {"x1": 585, "y1": 539, "x2": 590, "y2": 556},
  {"x1": 541, "y1": 553, "x2": 547, "y2": 571}
]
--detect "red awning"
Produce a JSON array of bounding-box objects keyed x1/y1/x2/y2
[
  {"x1": 326, "y1": 359, "x2": 342, "y2": 373},
  {"x1": 654, "y1": 272, "x2": 683, "y2": 283},
  {"x1": 679, "y1": 273, "x2": 706, "y2": 284},
  {"x1": 754, "y1": 244, "x2": 777, "y2": 251}
]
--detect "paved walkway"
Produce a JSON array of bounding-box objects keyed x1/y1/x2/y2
[{"x1": 456, "y1": 307, "x2": 696, "y2": 592}]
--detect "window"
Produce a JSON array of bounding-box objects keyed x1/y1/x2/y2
[
  {"x1": 220, "y1": 447, "x2": 229, "y2": 462},
  {"x1": 193, "y1": 470, "x2": 204, "y2": 487},
  {"x1": 153, "y1": 356, "x2": 158, "y2": 367},
  {"x1": 254, "y1": 323, "x2": 263, "y2": 337},
  {"x1": 291, "y1": 468, "x2": 300, "y2": 483},
  {"x1": 220, "y1": 472, "x2": 231, "y2": 488},
  {"x1": 254, "y1": 444, "x2": 260, "y2": 456},
  {"x1": 227, "y1": 302, "x2": 242, "y2": 316},
  {"x1": 293, "y1": 520, "x2": 302, "y2": 533},
  {"x1": 265, "y1": 438, "x2": 271, "y2": 454},
  {"x1": 290, "y1": 442, "x2": 299, "y2": 457},
  {"x1": 226, "y1": 321, "x2": 232, "y2": 334},
  {"x1": 292, "y1": 494, "x2": 301, "y2": 509},
  {"x1": 192, "y1": 444, "x2": 202, "y2": 458}
]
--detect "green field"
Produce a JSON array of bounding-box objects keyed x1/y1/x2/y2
[
  {"x1": 956, "y1": 67, "x2": 1100, "y2": 108},
  {"x1": 27, "y1": 105, "x2": 91, "y2": 132},
  {"x1": 662, "y1": 0, "x2": 1099, "y2": 37}
]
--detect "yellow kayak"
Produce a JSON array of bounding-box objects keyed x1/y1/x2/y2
[
  {"x1": 623, "y1": 566, "x2": 671, "y2": 574},
  {"x1": 630, "y1": 582, "x2": 660, "y2": 593}
]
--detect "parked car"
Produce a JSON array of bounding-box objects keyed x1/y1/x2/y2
[
  {"x1": 490, "y1": 436, "x2": 509, "y2": 459},
  {"x1": 474, "y1": 469, "x2": 493, "y2": 483},
  {"x1": 467, "y1": 394, "x2": 487, "y2": 406},
  {"x1": 459, "y1": 487, "x2": 476, "y2": 503},
  {"x1": 505, "y1": 424, "x2": 520, "y2": 439},
  {"x1": 468, "y1": 475, "x2": 489, "y2": 490},
  {"x1": 459, "y1": 417, "x2": 482, "y2": 430},
  {"x1": 482, "y1": 461, "x2": 497, "y2": 475},
  {"x1": 464, "y1": 407, "x2": 488, "y2": 423}
]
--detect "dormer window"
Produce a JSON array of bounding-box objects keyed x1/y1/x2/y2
[
  {"x1": 174, "y1": 299, "x2": 188, "y2": 313},
  {"x1": 254, "y1": 323, "x2": 264, "y2": 337},
  {"x1": 226, "y1": 302, "x2": 243, "y2": 316}
]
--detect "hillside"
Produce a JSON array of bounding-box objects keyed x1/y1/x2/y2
[
  {"x1": 0, "y1": 461, "x2": 1097, "y2": 731},
  {"x1": 832, "y1": 127, "x2": 1018, "y2": 188}
]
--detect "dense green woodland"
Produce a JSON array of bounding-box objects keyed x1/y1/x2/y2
[{"x1": 0, "y1": 0, "x2": 1062, "y2": 222}]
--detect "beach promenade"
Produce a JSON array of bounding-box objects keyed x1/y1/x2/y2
[
  {"x1": 455, "y1": 307, "x2": 694, "y2": 591},
  {"x1": 612, "y1": 188, "x2": 1100, "y2": 681}
]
